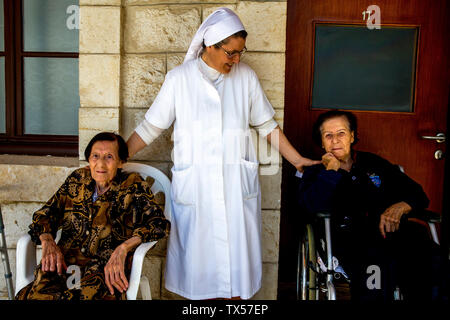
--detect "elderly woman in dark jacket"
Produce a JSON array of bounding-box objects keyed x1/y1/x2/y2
[
  {"x1": 16, "y1": 132, "x2": 170, "y2": 300},
  {"x1": 298, "y1": 110, "x2": 435, "y2": 301}
]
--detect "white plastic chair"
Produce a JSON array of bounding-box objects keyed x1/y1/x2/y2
[{"x1": 15, "y1": 163, "x2": 172, "y2": 300}]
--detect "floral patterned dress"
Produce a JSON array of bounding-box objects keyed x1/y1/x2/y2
[{"x1": 16, "y1": 167, "x2": 170, "y2": 300}]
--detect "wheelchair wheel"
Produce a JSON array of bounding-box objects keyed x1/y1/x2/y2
[{"x1": 296, "y1": 224, "x2": 318, "y2": 300}]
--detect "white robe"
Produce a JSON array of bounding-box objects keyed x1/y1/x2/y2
[{"x1": 143, "y1": 58, "x2": 275, "y2": 299}]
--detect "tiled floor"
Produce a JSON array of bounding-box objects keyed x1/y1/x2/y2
[
  {"x1": 0, "y1": 291, "x2": 10, "y2": 300},
  {"x1": 1, "y1": 283, "x2": 351, "y2": 301},
  {"x1": 278, "y1": 281, "x2": 351, "y2": 300}
]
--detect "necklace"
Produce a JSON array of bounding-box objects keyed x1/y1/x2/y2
[
  {"x1": 96, "y1": 183, "x2": 110, "y2": 195},
  {"x1": 93, "y1": 183, "x2": 110, "y2": 202}
]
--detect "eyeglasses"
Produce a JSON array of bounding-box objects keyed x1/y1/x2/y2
[
  {"x1": 89, "y1": 153, "x2": 117, "y2": 163},
  {"x1": 322, "y1": 130, "x2": 350, "y2": 141},
  {"x1": 219, "y1": 46, "x2": 247, "y2": 59}
]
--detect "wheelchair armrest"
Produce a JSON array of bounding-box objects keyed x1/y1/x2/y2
[
  {"x1": 408, "y1": 210, "x2": 441, "y2": 224},
  {"x1": 316, "y1": 211, "x2": 332, "y2": 219},
  {"x1": 126, "y1": 240, "x2": 157, "y2": 300},
  {"x1": 15, "y1": 234, "x2": 37, "y2": 295}
]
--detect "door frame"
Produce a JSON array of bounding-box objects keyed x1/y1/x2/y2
[{"x1": 278, "y1": 0, "x2": 450, "y2": 291}]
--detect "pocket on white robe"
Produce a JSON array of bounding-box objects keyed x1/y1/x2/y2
[
  {"x1": 171, "y1": 166, "x2": 195, "y2": 205},
  {"x1": 240, "y1": 159, "x2": 259, "y2": 200}
]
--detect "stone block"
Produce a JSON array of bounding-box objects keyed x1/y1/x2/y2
[
  {"x1": 79, "y1": 108, "x2": 120, "y2": 131},
  {"x1": 124, "y1": 6, "x2": 201, "y2": 53},
  {"x1": 135, "y1": 128, "x2": 173, "y2": 162},
  {"x1": 0, "y1": 291, "x2": 7, "y2": 300},
  {"x1": 0, "y1": 165, "x2": 77, "y2": 203},
  {"x1": 125, "y1": 0, "x2": 236, "y2": 5},
  {"x1": 80, "y1": 6, "x2": 121, "y2": 53},
  {"x1": 241, "y1": 52, "x2": 285, "y2": 110},
  {"x1": 1, "y1": 202, "x2": 44, "y2": 248},
  {"x1": 0, "y1": 155, "x2": 79, "y2": 167},
  {"x1": 259, "y1": 166, "x2": 282, "y2": 209},
  {"x1": 147, "y1": 237, "x2": 167, "y2": 258},
  {"x1": 79, "y1": 54, "x2": 120, "y2": 107},
  {"x1": 80, "y1": 0, "x2": 121, "y2": 5},
  {"x1": 121, "y1": 108, "x2": 174, "y2": 162},
  {"x1": 202, "y1": 4, "x2": 237, "y2": 20},
  {"x1": 120, "y1": 107, "x2": 146, "y2": 140},
  {"x1": 274, "y1": 109, "x2": 284, "y2": 129},
  {"x1": 167, "y1": 53, "x2": 185, "y2": 72},
  {"x1": 251, "y1": 262, "x2": 278, "y2": 300},
  {"x1": 261, "y1": 210, "x2": 280, "y2": 263},
  {"x1": 0, "y1": 248, "x2": 16, "y2": 298},
  {"x1": 121, "y1": 54, "x2": 166, "y2": 109},
  {"x1": 236, "y1": 1, "x2": 286, "y2": 52},
  {"x1": 137, "y1": 255, "x2": 162, "y2": 300}
]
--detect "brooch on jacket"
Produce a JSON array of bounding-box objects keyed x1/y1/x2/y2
[{"x1": 368, "y1": 173, "x2": 381, "y2": 188}]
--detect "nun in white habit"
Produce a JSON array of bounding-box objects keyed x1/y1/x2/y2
[{"x1": 126, "y1": 8, "x2": 318, "y2": 300}]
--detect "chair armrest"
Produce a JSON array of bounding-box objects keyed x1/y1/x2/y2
[
  {"x1": 316, "y1": 211, "x2": 332, "y2": 219},
  {"x1": 15, "y1": 234, "x2": 37, "y2": 295},
  {"x1": 408, "y1": 210, "x2": 441, "y2": 223},
  {"x1": 126, "y1": 241, "x2": 157, "y2": 300},
  {"x1": 422, "y1": 210, "x2": 441, "y2": 223}
]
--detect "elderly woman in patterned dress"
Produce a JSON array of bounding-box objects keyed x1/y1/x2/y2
[{"x1": 15, "y1": 132, "x2": 170, "y2": 300}]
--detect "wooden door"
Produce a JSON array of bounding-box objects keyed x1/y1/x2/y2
[{"x1": 279, "y1": 0, "x2": 450, "y2": 285}]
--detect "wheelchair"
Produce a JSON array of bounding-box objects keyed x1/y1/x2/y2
[{"x1": 296, "y1": 209, "x2": 441, "y2": 300}]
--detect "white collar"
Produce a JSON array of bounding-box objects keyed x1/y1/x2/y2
[{"x1": 198, "y1": 57, "x2": 222, "y2": 83}]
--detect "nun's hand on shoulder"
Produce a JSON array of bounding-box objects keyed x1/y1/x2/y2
[{"x1": 294, "y1": 156, "x2": 321, "y2": 173}]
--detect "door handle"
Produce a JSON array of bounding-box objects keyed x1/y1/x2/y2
[{"x1": 421, "y1": 133, "x2": 446, "y2": 143}]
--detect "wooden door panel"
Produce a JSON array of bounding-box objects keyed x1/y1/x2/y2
[
  {"x1": 284, "y1": 0, "x2": 449, "y2": 210},
  {"x1": 279, "y1": 0, "x2": 450, "y2": 283}
]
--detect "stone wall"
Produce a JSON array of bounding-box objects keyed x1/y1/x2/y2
[
  {"x1": 0, "y1": 163, "x2": 79, "y2": 299},
  {"x1": 0, "y1": 0, "x2": 287, "y2": 300}
]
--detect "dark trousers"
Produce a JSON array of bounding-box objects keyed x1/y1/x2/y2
[{"x1": 333, "y1": 219, "x2": 435, "y2": 301}]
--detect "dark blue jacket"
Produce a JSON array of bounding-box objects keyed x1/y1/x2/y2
[{"x1": 297, "y1": 151, "x2": 429, "y2": 235}]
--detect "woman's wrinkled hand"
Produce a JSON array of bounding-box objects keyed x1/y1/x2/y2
[
  {"x1": 104, "y1": 244, "x2": 129, "y2": 295},
  {"x1": 40, "y1": 233, "x2": 67, "y2": 275},
  {"x1": 379, "y1": 201, "x2": 412, "y2": 238},
  {"x1": 322, "y1": 153, "x2": 340, "y2": 171}
]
